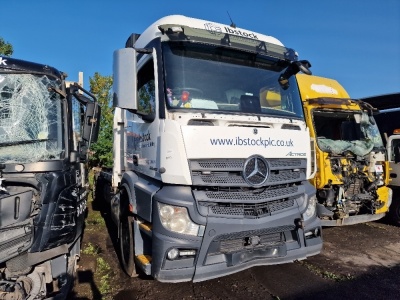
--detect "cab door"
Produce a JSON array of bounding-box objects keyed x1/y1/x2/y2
[{"x1": 387, "y1": 135, "x2": 400, "y2": 186}]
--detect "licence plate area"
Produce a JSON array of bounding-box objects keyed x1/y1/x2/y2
[
  {"x1": 205, "y1": 225, "x2": 296, "y2": 266},
  {"x1": 227, "y1": 244, "x2": 287, "y2": 266},
  {"x1": 218, "y1": 232, "x2": 283, "y2": 254}
]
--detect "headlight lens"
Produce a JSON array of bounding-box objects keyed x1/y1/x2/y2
[
  {"x1": 158, "y1": 203, "x2": 200, "y2": 236},
  {"x1": 303, "y1": 196, "x2": 317, "y2": 221}
]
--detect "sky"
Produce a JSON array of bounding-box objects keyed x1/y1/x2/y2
[{"x1": 2, "y1": 0, "x2": 399, "y2": 98}]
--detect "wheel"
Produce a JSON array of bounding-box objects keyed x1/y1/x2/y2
[
  {"x1": 388, "y1": 198, "x2": 400, "y2": 226},
  {"x1": 119, "y1": 213, "x2": 137, "y2": 277}
]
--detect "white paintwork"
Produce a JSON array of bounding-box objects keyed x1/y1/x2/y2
[
  {"x1": 387, "y1": 135, "x2": 400, "y2": 186},
  {"x1": 310, "y1": 84, "x2": 339, "y2": 95},
  {"x1": 112, "y1": 15, "x2": 311, "y2": 186},
  {"x1": 133, "y1": 15, "x2": 284, "y2": 49},
  {"x1": 181, "y1": 126, "x2": 308, "y2": 159}
]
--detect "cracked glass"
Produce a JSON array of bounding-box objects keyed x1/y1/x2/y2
[{"x1": 0, "y1": 73, "x2": 63, "y2": 163}]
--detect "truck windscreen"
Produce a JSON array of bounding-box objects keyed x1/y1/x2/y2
[
  {"x1": 0, "y1": 73, "x2": 64, "y2": 164},
  {"x1": 163, "y1": 43, "x2": 304, "y2": 119},
  {"x1": 312, "y1": 110, "x2": 384, "y2": 156}
]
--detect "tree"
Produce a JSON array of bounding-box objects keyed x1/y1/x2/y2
[
  {"x1": 89, "y1": 72, "x2": 113, "y2": 167},
  {"x1": 0, "y1": 37, "x2": 13, "y2": 56}
]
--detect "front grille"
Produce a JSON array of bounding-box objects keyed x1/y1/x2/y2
[
  {"x1": 197, "y1": 160, "x2": 244, "y2": 169},
  {"x1": 191, "y1": 158, "x2": 304, "y2": 171},
  {"x1": 197, "y1": 186, "x2": 299, "y2": 201},
  {"x1": 269, "y1": 160, "x2": 302, "y2": 168},
  {"x1": 209, "y1": 225, "x2": 295, "y2": 254},
  {"x1": 0, "y1": 224, "x2": 33, "y2": 263},
  {"x1": 202, "y1": 198, "x2": 295, "y2": 217},
  {"x1": 190, "y1": 158, "x2": 306, "y2": 187},
  {"x1": 219, "y1": 232, "x2": 282, "y2": 253},
  {"x1": 194, "y1": 184, "x2": 301, "y2": 218}
]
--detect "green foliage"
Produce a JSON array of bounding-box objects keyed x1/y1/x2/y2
[
  {"x1": 138, "y1": 80, "x2": 155, "y2": 114},
  {"x1": 96, "y1": 257, "x2": 112, "y2": 295},
  {"x1": 86, "y1": 209, "x2": 106, "y2": 227},
  {"x1": 0, "y1": 37, "x2": 13, "y2": 56},
  {"x1": 82, "y1": 242, "x2": 101, "y2": 255},
  {"x1": 89, "y1": 72, "x2": 113, "y2": 167}
]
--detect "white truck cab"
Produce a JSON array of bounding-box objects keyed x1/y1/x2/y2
[{"x1": 100, "y1": 15, "x2": 322, "y2": 282}]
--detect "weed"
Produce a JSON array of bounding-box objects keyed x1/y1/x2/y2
[
  {"x1": 97, "y1": 257, "x2": 111, "y2": 273},
  {"x1": 97, "y1": 257, "x2": 112, "y2": 295},
  {"x1": 82, "y1": 242, "x2": 101, "y2": 255},
  {"x1": 86, "y1": 210, "x2": 105, "y2": 226},
  {"x1": 297, "y1": 261, "x2": 354, "y2": 282},
  {"x1": 88, "y1": 169, "x2": 95, "y2": 188}
]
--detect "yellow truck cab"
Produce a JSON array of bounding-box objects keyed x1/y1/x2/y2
[{"x1": 296, "y1": 74, "x2": 392, "y2": 226}]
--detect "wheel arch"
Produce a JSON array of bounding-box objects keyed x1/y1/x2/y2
[{"x1": 120, "y1": 171, "x2": 139, "y2": 214}]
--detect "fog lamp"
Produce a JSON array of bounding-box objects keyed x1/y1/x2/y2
[{"x1": 167, "y1": 248, "x2": 179, "y2": 260}]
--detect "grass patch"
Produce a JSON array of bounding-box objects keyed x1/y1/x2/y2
[
  {"x1": 81, "y1": 168, "x2": 113, "y2": 298},
  {"x1": 97, "y1": 257, "x2": 112, "y2": 295},
  {"x1": 88, "y1": 169, "x2": 95, "y2": 189},
  {"x1": 82, "y1": 242, "x2": 101, "y2": 255},
  {"x1": 86, "y1": 210, "x2": 106, "y2": 226},
  {"x1": 297, "y1": 261, "x2": 354, "y2": 282}
]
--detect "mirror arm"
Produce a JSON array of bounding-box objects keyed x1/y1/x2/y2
[{"x1": 278, "y1": 60, "x2": 312, "y2": 90}]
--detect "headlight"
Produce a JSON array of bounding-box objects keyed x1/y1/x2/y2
[
  {"x1": 158, "y1": 203, "x2": 200, "y2": 236},
  {"x1": 303, "y1": 196, "x2": 317, "y2": 222},
  {"x1": 374, "y1": 163, "x2": 385, "y2": 186}
]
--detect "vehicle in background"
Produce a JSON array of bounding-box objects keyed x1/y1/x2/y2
[
  {"x1": 0, "y1": 56, "x2": 100, "y2": 299},
  {"x1": 362, "y1": 93, "x2": 400, "y2": 226},
  {"x1": 297, "y1": 74, "x2": 392, "y2": 226},
  {"x1": 97, "y1": 15, "x2": 322, "y2": 283}
]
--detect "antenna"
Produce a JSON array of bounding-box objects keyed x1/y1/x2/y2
[{"x1": 227, "y1": 11, "x2": 236, "y2": 28}]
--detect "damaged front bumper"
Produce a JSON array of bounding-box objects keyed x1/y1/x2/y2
[{"x1": 151, "y1": 207, "x2": 322, "y2": 283}]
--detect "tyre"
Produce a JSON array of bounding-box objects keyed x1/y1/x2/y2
[
  {"x1": 119, "y1": 213, "x2": 137, "y2": 277},
  {"x1": 388, "y1": 199, "x2": 400, "y2": 227}
]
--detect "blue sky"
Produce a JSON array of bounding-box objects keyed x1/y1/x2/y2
[{"x1": 2, "y1": 0, "x2": 399, "y2": 98}]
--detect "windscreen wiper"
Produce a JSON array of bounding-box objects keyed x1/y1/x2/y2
[{"x1": 0, "y1": 139, "x2": 49, "y2": 147}]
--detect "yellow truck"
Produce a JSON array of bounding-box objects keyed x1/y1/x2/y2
[{"x1": 296, "y1": 74, "x2": 392, "y2": 226}]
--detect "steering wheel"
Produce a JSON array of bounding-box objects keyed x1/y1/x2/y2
[{"x1": 172, "y1": 88, "x2": 204, "y2": 98}]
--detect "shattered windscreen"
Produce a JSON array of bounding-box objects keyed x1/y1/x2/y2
[
  {"x1": 0, "y1": 73, "x2": 63, "y2": 163},
  {"x1": 312, "y1": 109, "x2": 384, "y2": 156}
]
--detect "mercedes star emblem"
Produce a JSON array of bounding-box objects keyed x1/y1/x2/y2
[{"x1": 243, "y1": 155, "x2": 269, "y2": 187}]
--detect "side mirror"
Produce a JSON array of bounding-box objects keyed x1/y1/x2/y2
[
  {"x1": 82, "y1": 101, "x2": 101, "y2": 144},
  {"x1": 279, "y1": 60, "x2": 312, "y2": 90},
  {"x1": 113, "y1": 48, "x2": 138, "y2": 110}
]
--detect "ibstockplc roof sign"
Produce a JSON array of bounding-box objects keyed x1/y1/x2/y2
[{"x1": 204, "y1": 23, "x2": 259, "y2": 40}]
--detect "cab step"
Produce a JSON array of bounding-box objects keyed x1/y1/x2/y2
[{"x1": 135, "y1": 254, "x2": 152, "y2": 275}]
